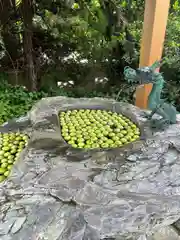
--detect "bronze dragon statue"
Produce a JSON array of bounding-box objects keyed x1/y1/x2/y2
[{"x1": 123, "y1": 61, "x2": 177, "y2": 131}]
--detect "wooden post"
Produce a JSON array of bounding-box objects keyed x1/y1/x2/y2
[{"x1": 135, "y1": 0, "x2": 170, "y2": 109}]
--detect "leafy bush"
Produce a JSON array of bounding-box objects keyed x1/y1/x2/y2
[
  {"x1": 0, "y1": 74, "x2": 48, "y2": 124},
  {"x1": 0, "y1": 71, "x2": 134, "y2": 125},
  {"x1": 160, "y1": 1, "x2": 180, "y2": 109},
  {"x1": 2, "y1": 0, "x2": 180, "y2": 118}
]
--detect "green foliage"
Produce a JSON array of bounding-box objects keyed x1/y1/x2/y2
[
  {"x1": 0, "y1": 74, "x2": 48, "y2": 124},
  {"x1": 160, "y1": 0, "x2": 180, "y2": 110},
  {"x1": 0, "y1": 71, "x2": 134, "y2": 125},
  {"x1": 2, "y1": 0, "x2": 180, "y2": 118}
]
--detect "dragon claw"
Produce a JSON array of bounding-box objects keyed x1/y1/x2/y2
[{"x1": 150, "y1": 119, "x2": 170, "y2": 131}]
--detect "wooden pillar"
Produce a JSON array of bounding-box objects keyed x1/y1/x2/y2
[{"x1": 135, "y1": 0, "x2": 170, "y2": 109}]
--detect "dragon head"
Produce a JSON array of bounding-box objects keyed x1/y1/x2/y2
[{"x1": 124, "y1": 61, "x2": 162, "y2": 85}]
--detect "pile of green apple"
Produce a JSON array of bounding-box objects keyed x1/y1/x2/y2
[
  {"x1": 0, "y1": 132, "x2": 29, "y2": 182},
  {"x1": 60, "y1": 109, "x2": 140, "y2": 149}
]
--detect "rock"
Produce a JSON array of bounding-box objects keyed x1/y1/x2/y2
[
  {"x1": 148, "y1": 226, "x2": 180, "y2": 240},
  {"x1": 4, "y1": 210, "x2": 18, "y2": 221},
  {"x1": 0, "y1": 219, "x2": 15, "y2": 235},
  {"x1": 1, "y1": 97, "x2": 180, "y2": 239},
  {"x1": 11, "y1": 216, "x2": 27, "y2": 234},
  {"x1": 0, "y1": 236, "x2": 12, "y2": 240}
]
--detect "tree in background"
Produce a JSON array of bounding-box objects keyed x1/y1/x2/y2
[
  {"x1": 21, "y1": 0, "x2": 37, "y2": 91},
  {"x1": 0, "y1": 0, "x2": 180, "y2": 109},
  {"x1": 1, "y1": 0, "x2": 180, "y2": 123},
  {"x1": 0, "y1": 0, "x2": 139, "y2": 91}
]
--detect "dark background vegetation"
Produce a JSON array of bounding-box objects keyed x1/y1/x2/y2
[{"x1": 0, "y1": 0, "x2": 180, "y2": 124}]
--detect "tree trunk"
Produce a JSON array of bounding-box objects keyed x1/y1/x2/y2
[
  {"x1": 0, "y1": 0, "x2": 20, "y2": 69},
  {"x1": 21, "y1": 0, "x2": 37, "y2": 91}
]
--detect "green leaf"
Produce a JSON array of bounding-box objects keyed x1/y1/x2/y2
[{"x1": 15, "y1": 0, "x2": 22, "y2": 7}]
